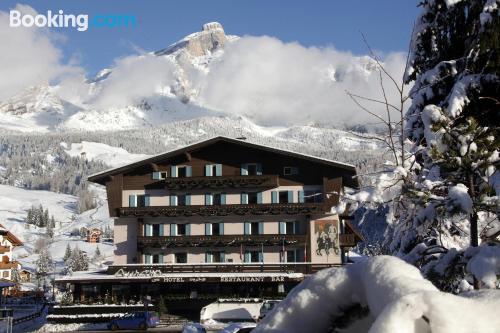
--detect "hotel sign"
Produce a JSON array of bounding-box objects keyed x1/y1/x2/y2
[{"x1": 114, "y1": 269, "x2": 299, "y2": 283}]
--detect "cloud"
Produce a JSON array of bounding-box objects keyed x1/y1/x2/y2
[
  {"x1": 0, "y1": 4, "x2": 83, "y2": 100},
  {"x1": 89, "y1": 54, "x2": 177, "y2": 108},
  {"x1": 198, "y1": 36, "x2": 409, "y2": 127}
]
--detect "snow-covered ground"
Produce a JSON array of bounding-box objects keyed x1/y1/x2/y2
[
  {"x1": 63, "y1": 141, "x2": 152, "y2": 168},
  {"x1": 255, "y1": 256, "x2": 500, "y2": 333},
  {"x1": 0, "y1": 184, "x2": 114, "y2": 277}
]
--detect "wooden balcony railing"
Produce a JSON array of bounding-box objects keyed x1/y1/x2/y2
[
  {"x1": 163, "y1": 175, "x2": 279, "y2": 190},
  {"x1": 106, "y1": 262, "x2": 342, "y2": 275},
  {"x1": 137, "y1": 234, "x2": 307, "y2": 249},
  {"x1": 118, "y1": 203, "x2": 325, "y2": 218}
]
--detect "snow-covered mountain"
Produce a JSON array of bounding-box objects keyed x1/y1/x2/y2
[{"x1": 0, "y1": 22, "x2": 380, "y2": 133}]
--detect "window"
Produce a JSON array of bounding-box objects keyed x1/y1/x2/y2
[
  {"x1": 283, "y1": 167, "x2": 299, "y2": 175},
  {"x1": 175, "y1": 253, "x2": 187, "y2": 263},
  {"x1": 152, "y1": 254, "x2": 163, "y2": 264},
  {"x1": 171, "y1": 165, "x2": 192, "y2": 178},
  {"x1": 205, "y1": 164, "x2": 222, "y2": 176},
  {"x1": 206, "y1": 193, "x2": 225, "y2": 205},
  {"x1": 286, "y1": 250, "x2": 296, "y2": 263},
  {"x1": 247, "y1": 164, "x2": 258, "y2": 175},
  {"x1": 279, "y1": 191, "x2": 291, "y2": 204},
  {"x1": 251, "y1": 222, "x2": 260, "y2": 235},
  {"x1": 177, "y1": 224, "x2": 186, "y2": 236},
  {"x1": 206, "y1": 251, "x2": 225, "y2": 263},
  {"x1": 136, "y1": 195, "x2": 150, "y2": 207},
  {"x1": 248, "y1": 192, "x2": 259, "y2": 204},
  {"x1": 152, "y1": 224, "x2": 161, "y2": 236},
  {"x1": 152, "y1": 171, "x2": 168, "y2": 180},
  {"x1": 212, "y1": 223, "x2": 222, "y2": 236},
  {"x1": 241, "y1": 163, "x2": 262, "y2": 176},
  {"x1": 171, "y1": 223, "x2": 190, "y2": 236},
  {"x1": 177, "y1": 194, "x2": 188, "y2": 206},
  {"x1": 177, "y1": 166, "x2": 188, "y2": 177},
  {"x1": 2, "y1": 271, "x2": 8, "y2": 278},
  {"x1": 286, "y1": 221, "x2": 296, "y2": 235}
]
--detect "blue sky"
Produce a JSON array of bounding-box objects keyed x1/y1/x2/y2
[{"x1": 1, "y1": 0, "x2": 420, "y2": 76}]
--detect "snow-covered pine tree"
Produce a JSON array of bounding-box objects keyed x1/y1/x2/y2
[
  {"x1": 67, "y1": 246, "x2": 90, "y2": 272},
  {"x1": 35, "y1": 248, "x2": 54, "y2": 286},
  {"x1": 63, "y1": 243, "x2": 72, "y2": 262},
  {"x1": 389, "y1": 0, "x2": 499, "y2": 291}
]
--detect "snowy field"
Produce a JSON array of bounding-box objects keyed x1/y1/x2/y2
[{"x1": 0, "y1": 184, "x2": 114, "y2": 275}]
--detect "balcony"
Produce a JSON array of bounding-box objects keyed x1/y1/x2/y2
[
  {"x1": 163, "y1": 175, "x2": 279, "y2": 190},
  {"x1": 118, "y1": 203, "x2": 325, "y2": 218},
  {"x1": 106, "y1": 262, "x2": 342, "y2": 275},
  {"x1": 137, "y1": 234, "x2": 307, "y2": 249}
]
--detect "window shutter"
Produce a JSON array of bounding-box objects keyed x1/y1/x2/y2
[
  {"x1": 185, "y1": 194, "x2": 191, "y2": 205},
  {"x1": 143, "y1": 224, "x2": 148, "y2": 236},
  {"x1": 241, "y1": 193, "x2": 248, "y2": 204},
  {"x1": 205, "y1": 165, "x2": 212, "y2": 176},
  {"x1": 271, "y1": 191, "x2": 278, "y2": 204},
  {"x1": 256, "y1": 163, "x2": 263, "y2": 175},
  {"x1": 170, "y1": 224, "x2": 177, "y2": 236},
  {"x1": 220, "y1": 252, "x2": 226, "y2": 263},
  {"x1": 152, "y1": 172, "x2": 161, "y2": 180},
  {"x1": 186, "y1": 166, "x2": 192, "y2": 177},
  {"x1": 241, "y1": 164, "x2": 248, "y2": 176},
  {"x1": 215, "y1": 164, "x2": 222, "y2": 176},
  {"x1": 258, "y1": 222, "x2": 264, "y2": 235},
  {"x1": 170, "y1": 166, "x2": 177, "y2": 177},
  {"x1": 148, "y1": 224, "x2": 153, "y2": 236},
  {"x1": 159, "y1": 254, "x2": 164, "y2": 264},
  {"x1": 185, "y1": 223, "x2": 191, "y2": 236},
  {"x1": 205, "y1": 252, "x2": 212, "y2": 263},
  {"x1": 287, "y1": 191, "x2": 294, "y2": 203},
  {"x1": 219, "y1": 222, "x2": 224, "y2": 235},
  {"x1": 145, "y1": 254, "x2": 152, "y2": 264},
  {"x1": 205, "y1": 194, "x2": 212, "y2": 205},
  {"x1": 279, "y1": 222, "x2": 286, "y2": 235},
  {"x1": 129, "y1": 195, "x2": 137, "y2": 207},
  {"x1": 244, "y1": 222, "x2": 250, "y2": 235},
  {"x1": 258, "y1": 251, "x2": 264, "y2": 262},
  {"x1": 293, "y1": 221, "x2": 298, "y2": 234},
  {"x1": 257, "y1": 192, "x2": 263, "y2": 204},
  {"x1": 244, "y1": 251, "x2": 251, "y2": 263},
  {"x1": 205, "y1": 223, "x2": 212, "y2": 236},
  {"x1": 159, "y1": 224, "x2": 164, "y2": 236},
  {"x1": 170, "y1": 195, "x2": 177, "y2": 206},
  {"x1": 220, "y1": 193, "x2": 226, "y2": 205},
  {"x1": 144, "y1": 195, "x2": 150, "y2": 207},
  {"x1": 298, "y1": 191, "x2": 305, "y2": 203}
]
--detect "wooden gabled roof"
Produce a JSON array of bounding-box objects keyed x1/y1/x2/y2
[
  {"x1": 88, "y1": 136, "x2": 358, "y2": 187},
  {"x1": 0, "y1": 224, "x2": 23, "y2": 246}
]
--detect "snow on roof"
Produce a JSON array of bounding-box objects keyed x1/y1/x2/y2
[{"x1": 88, "y1": 136, "x2": 357, "y2": 183}]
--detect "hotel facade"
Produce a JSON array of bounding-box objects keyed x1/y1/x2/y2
[{"x1": 58, "y1": 137, "x2": 362, "y2": 305}]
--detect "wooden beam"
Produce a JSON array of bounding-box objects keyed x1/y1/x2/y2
[
  {"x1": 149, "y1": 163, "x2": 159, "y2": 171},
  {"x1": 184, "y1": 152, "x2": 192, "y2": 161}
]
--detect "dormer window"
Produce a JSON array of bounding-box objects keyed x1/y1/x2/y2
[
  {"x1": 241, "y1": 163, "x2": 262, "y2": 176},
  {"x1": 152, "y1": 171, "x2": 168, "y2": 180},
  {"x1": 170, "y1": 165, "x2": 192, "y2": 178}
]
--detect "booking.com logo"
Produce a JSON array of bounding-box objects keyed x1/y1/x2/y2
[{"x1": 9, "y1": 10, "x2": 136, "y2": 31}]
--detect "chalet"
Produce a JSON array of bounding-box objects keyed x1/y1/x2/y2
[
  {"x1": 19, "y1": 269, "x2": 32, "y2": 283},
  {"x1": 57, "y1": 137, "x2": 362, "y2": 308},
  {"x1": 87, "y1": 228, "x2": 102, "y2": 243},
  {"x1": 0, "y1": 224, "x2": 23, "y2": 282}
]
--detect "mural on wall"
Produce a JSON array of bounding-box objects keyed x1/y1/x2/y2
[{"x1": 314, "y1": 220, "x2": 339, "y2": 256}]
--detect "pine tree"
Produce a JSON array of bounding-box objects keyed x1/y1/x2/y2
[
  {"x1": 63, "y1": 244, "x2": 72, "y2": 262},
  {"x1": 388, "y1": 0, "x2": 500, "y2": 291},
  {"x1": 35, "y1": 248, "x2": 54, "y2": 286}
]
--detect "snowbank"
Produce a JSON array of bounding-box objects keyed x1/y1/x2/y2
[{"x1": 255, "y1": 256, "x2": 500, "y2": 333}]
